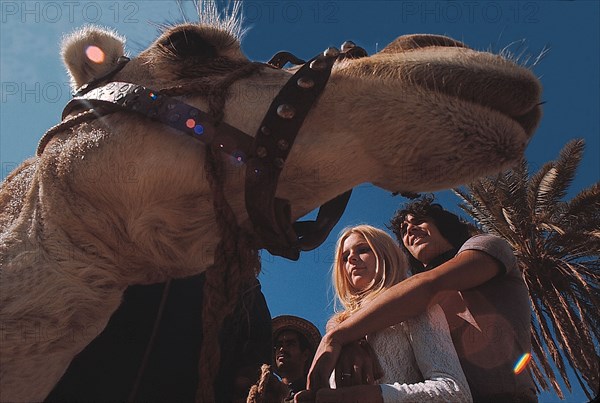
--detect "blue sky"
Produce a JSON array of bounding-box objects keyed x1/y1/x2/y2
[{"x1": 1, "y1": 1, "x2": 598, "y2": 402}]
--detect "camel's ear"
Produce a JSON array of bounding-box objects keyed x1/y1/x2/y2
[
  {"x1": 159, "y1": 27, "x2": 219, "y2": 60},
  {"x1": 62, "y1": 25, "x2": 126, "y2": 91}
]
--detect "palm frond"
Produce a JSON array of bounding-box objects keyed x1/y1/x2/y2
[
  {"x1": 536, "y1": 139, "x2": 585, "y2": 215},
  {"x1": 528, "y1": 161, "x2": 554, "y2": 215}
]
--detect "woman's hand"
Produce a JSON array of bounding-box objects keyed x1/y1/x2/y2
[
  {"x1": 335, "y1": 339, "x2": 383, "y2": 387},
  {"x1": 306, "y1": 332, "x2": 343, "y2": 391}
]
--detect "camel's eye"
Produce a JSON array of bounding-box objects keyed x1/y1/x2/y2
[{"x1": 161, "y1": 29, "x2": 217, "y2": 60}]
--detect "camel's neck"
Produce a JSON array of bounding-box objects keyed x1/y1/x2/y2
[{"x1": 0, "y1": 158, "x2": 38, "y2": 232}]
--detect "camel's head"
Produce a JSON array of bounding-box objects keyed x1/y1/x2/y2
[
  {"x1": 44, "y1": 12, "x2": 542, "y2": 271},
  {"x1": 58, "y1": 22, "x2": 542, "y2": 195}
]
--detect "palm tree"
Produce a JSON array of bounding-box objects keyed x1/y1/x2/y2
[{"x1": 453, "y1": 139, "x2": 599, "y2": 400}]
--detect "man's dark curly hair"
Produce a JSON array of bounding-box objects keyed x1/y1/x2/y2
[{"x1": 389, "y1": 195, "x2": 478, "y2": 273}]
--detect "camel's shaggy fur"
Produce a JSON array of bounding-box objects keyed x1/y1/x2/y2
[{"x1": 0, "y1": 4, "x2": 542, "y2": 401}]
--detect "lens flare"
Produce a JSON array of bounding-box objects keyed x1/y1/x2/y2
[
  {"x1": 231, "y1": 151, "x2": 246, "y2": 165},
  {"x1": 513, "y1": 353, "x2": 531, "y2": 374},
  {"x1": 85, "y1": 45, "x2": 105, "y2": 64}
]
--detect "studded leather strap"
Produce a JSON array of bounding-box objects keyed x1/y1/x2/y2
[
  {"x1": 245, "y1": 46, "x2": 361, "y2": 259},
  {"x1": 52, "y1": 82, "x2": 255, "y2": 160}
]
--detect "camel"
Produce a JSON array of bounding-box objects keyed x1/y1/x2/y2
[{"x1": 0, "y1": 3, "x2": 543, "y2": 402}]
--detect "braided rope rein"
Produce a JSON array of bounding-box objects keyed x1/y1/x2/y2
[
  {"x1": 197, "y1": 144, "x2": 261, "y2": 402},
  {"x1": 164, "y1": 62, "x2": 267, "y2": 403},
  {"x1": 247, "y1": 364, "x2": 274, "y2": 403}
]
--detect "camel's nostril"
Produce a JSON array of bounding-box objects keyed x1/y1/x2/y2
[{"x1": 380, "y1": 34, "x2": 469, "y2": 54}]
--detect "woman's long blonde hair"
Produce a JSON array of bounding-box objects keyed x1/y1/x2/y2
[{"x1": 332, "y1": 225, "x2": 408, "y2": 322}]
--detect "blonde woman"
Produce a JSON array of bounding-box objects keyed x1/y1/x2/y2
[{"x1": 319, "y1": 225, "x2": 471, "y2": 403}]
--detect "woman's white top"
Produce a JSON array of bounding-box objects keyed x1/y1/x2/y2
[
  {"x1": 370, "y1": 304, "x2": 472, "y2": 402},
  {"x1": 331, "y1": 304, "x2": 472, "y2": 402}
]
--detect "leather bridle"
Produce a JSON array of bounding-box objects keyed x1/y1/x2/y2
[{"x1": 37, "y1": 41, "x2": 367, "y2": 260}]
